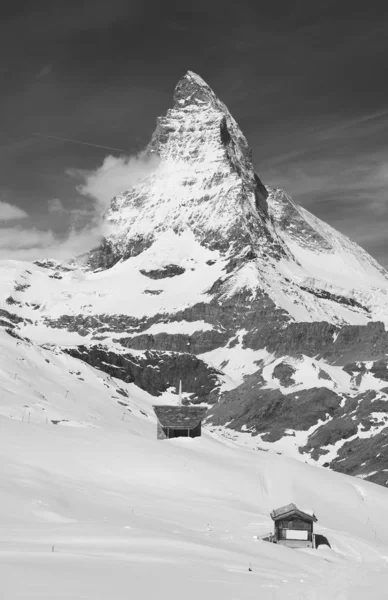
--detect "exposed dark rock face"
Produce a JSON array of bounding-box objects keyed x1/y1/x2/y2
[
  {"x1": 43, "y1": 290, "x2": 290, "y2": 352},
  {"x1": 299, "y1": 285, "x2": 370, "y2": 313},
  {"x1": 33, "y1": 260, "x2": 74, "y2": 273},
  {"x1": 343, "y1": 360, "x2": 388, "y2": 383},
  {"x1": 6, "y1": 296, "x2": 21, "y2": 306},
  {"x1": 329, "y1": 433, "x2": 388, "y2": 486},
  {"x1": 65, "y1": 344, "x2": 222, "y2": 402},
  {"x1": 143, "y1": 289, "x2": 163, "y2": 295},
  {"x1": 14, "y1": 283, "x2": 30, "y2": 292},
  {"x1": 208, "y1": 365, "x2": 388, "y2": 486},
  {"x1": 118, "y1": 330, "x2": 230, "y2": 355},
  {"x1": 82, "y1": 239, "x2": 122, "y2": 271},
  {"x1": 0, "y1": 309, "x2": 31, "y2": 329},
  {"x1": 140, "y1": 265, "x2": 186, "y2": 279},
  {"x1": 208, "y1": 376, "x2": 341, "y2": 442},
  {"x1": 272, "y1": 362, "x2": 296, "y2": 387},
  {"x1": 257, "y1": 321, "x2": 388, "y2": 364},
  {"x1": 0, "y1": 309, "x2": 24, "y2": 328},
  {"x1": 43, "y1": 302, "x2": 388, "y2": 366}
]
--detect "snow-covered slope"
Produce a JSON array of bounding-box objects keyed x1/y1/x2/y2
[
  {"x1": 1, "y1": 327, "x2": 388, "y2": 599},
  {"x1": 267, "y1": 187, "x2": 388, "y2": 322}
]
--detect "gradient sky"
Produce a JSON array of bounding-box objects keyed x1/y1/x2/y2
[{"x1": 1, "y1": 0, "x2": 388, "y2": 264}]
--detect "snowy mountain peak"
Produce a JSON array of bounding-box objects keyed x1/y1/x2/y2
[
  {"x1": 147, "y1": 71, "x2": 254, "y2": 181},
  {"x1": 98, "y1": 70, "x2": 275, "y2": 267},
  {"x1": 173, "y1": 70, "x2": 218, "y2": 108},
  {"x1": 90, "y1": 71, "x2": 388, "y2": 330}
]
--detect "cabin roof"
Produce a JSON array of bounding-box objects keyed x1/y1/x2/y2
[
  {"x1": 270, "y1": 503, "x2": 317, "y2": 523},
  {"x1": 153, "y1": 405, "x2": 207, "y2": 429}
]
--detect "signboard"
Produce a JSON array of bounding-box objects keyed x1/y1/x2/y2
[{"x1": 285, "y1": 529, "x2": 308, "y2": 541}]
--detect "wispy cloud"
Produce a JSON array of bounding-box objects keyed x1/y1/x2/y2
[
  {"x1": 322, "y1": 108, "x2": 388, "y2": 136},
  {"x1": 0, "y1": 226, "x2": 55, "y2": 250},
  {"x1": 0, "y1": 201, "x2": 28, "y2": 221},
  {"x1": 0, "y1": 224, "x2": 104, "y2": 261},
  {"x1": 47, "y1": 198, "x2": 66, "y2": 214},
  {"x1": 74, "y1": 152, "x2": 160, "y2": 211},
  {"x1": 0, "y1": 150, "x2": 160, "y2": 261}
]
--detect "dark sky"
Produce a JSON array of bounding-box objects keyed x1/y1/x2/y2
[{"x1": 1, "y1": 0, "x2": 388, "y2": 264}]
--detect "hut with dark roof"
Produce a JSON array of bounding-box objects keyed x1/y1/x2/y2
[
  {"x1": 270, "y1": 503, "x2": 317, "y2": 548},
  {"x1": 153, "y1": 405, "x2": 207, "y2": 440}
]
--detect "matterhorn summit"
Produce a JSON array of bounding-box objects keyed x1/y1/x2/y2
[
  {"x1": 95, "y1": 70, "x2": 275, "y2": 271},
  {"x1": 92, "y1": 71, "x2": 388, "y2": 327},
  {"x1": 1, "y1": 71, "x2": 388, "y2": 486}
]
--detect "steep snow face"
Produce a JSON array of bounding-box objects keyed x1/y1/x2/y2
[{"x1": 267, "y1": 187, "x2": 388, "y2": 318}]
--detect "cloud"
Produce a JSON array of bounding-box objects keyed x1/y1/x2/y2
[
  {"x1": 268, "y1": 156, "x2": 388, "y2": 208},
  {"x1": 48, "y1": 198, "x2": 66, "y2": 213},
  {"x1": 0, "y1": 224, "x2": 105, "y2": 261},
  {"x1": 0, "y1": 226, "x2": 55, "y2": 253},
  {"x1": 0, "y1": 201, "x2": 28, "y2": 221},
  {"x1": 74, "y1": 151, "x2": 160, "y2": 211},
  {"x1": 0, "y1": 150, "x2": 161, "y2": 261}
]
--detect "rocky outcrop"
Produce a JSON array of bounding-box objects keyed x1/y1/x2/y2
[
  {"x1": 0, "y1": 309, "x2": 24, "y2": 328},
  {"x1": 329, "y1": 433, "x2": 388, "y2": 486},
  {"x1": 208, "y1": 376, "x2": 341, "y2": 442},
  {"x1": 299, "y1": 285, "x2": 370, "y2": 313},
  {"x1": 259, "y1": 321, "x2": 388, "y2": 364},
  {"x1": 208, "y1": 367, "x2": 388, "y2": 486},
  {"x1": 65, "y1": 344, "x2": 222, "y2": 402},
  {"x1": 272, "y1": 362, "x2": 296, "y2": 387},
  {"x1": 140, "y1": 265, "x2": 186, "y2": 279},
  {"x1": 118, "y1": 330, "x2": 230, "y2": 355}
]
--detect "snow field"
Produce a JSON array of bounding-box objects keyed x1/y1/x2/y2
[{"x1": 1, "y1": 330, "x2": 388, "y2": 598}]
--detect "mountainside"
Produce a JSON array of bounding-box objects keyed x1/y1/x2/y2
[
  {"x1": 1, "y1": 71, "x2": 388, "y2": 487},
  {"x1": 1, "y1": 327, "x2": 388, "y2": 599}
]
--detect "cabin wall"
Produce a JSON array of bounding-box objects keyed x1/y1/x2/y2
[
  {"x1": 167, "y1": 428, "x2": 190, "y2": 438},
  {"x1": 190, "y1": 422, "x2": 201, "y2": 438},
  {"x1": 274, "y1": 517, "x2": 314, "y2": 547},
  {"x1": 157, "y1": 422, "x2": 167, "y2": 440},
  {"x1": 156, "y1": 421, "x2": 202, "y2": 439}
]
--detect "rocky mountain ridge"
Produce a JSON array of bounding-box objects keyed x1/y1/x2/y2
[{"x1": 0, "y1": 71, "x2": 388, "y2": 486}]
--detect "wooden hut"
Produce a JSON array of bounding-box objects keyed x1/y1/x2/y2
[
  {"x1": 153, "y1": 405, "x2": 207, "y2": 440},
  {"x1": 270, "y1": 503, "x2": 317, "y2": 548}
]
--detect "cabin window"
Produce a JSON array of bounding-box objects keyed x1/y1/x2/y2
[{"x1": 168, "y1": 428, "x2": 190, "y2": 438}]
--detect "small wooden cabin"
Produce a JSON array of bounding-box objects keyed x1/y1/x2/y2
[
  {"x1": 153, "y1": 405, "x2": 207, "y2": 440},
  {"x1": 270, "y1": 503, "x2": 317, "y2": 548}
]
